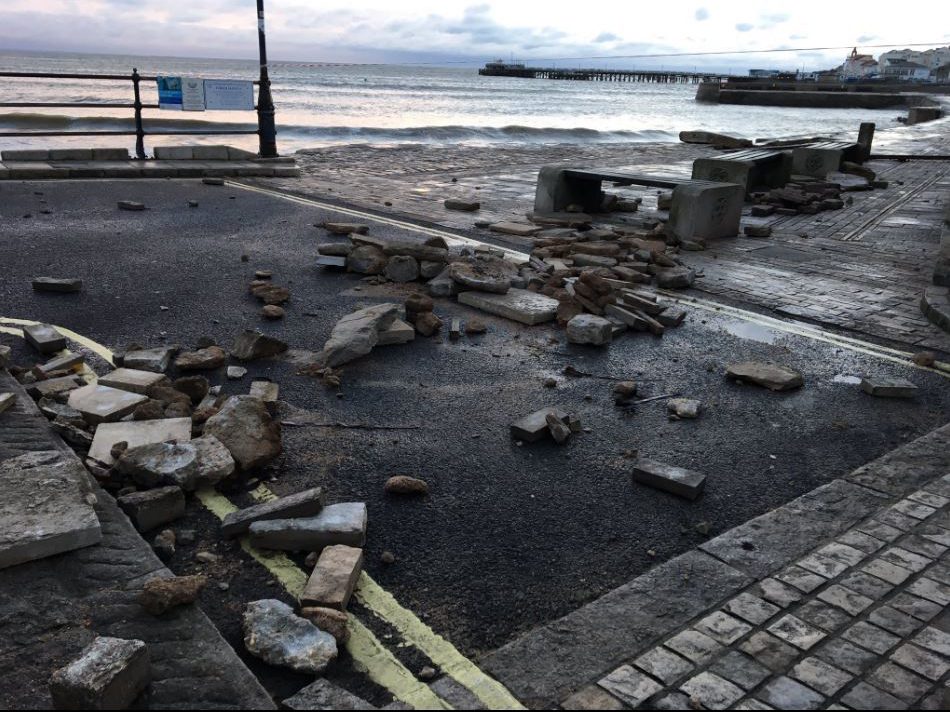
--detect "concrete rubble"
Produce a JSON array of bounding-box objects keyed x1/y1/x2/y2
[
  {"x1": 222, "y1": 487, "x2": 326, "y2": 537},
  {"x1": 243, "y1": 599, "x2": 338, "y2": 674},
  {"x1": 726, "y1": 361, "x2": 804, "y2": 391},
  {"x1": 139, "y1": 574, "x2": 207, "y2": 615},
  {"x1": 632, "y1": 459, "x2": 707, "y2": 500},
  {"x1": 249, "y1": 502, "x2": 368, "y2": 551},
  {"x1": 301, "y1": 544, "x2": 364, "y2": 610},
  {"x1": 282, "y1": 679, "x2": 377, "y2": 711},
  {"x1": 860, "y1": 376, "x2": 919, "y2": 398},
  {"x1": 49, "y1": 636, "x2": 150, "y2": 710}
]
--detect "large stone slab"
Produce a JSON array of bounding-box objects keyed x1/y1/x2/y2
[
  {"x1": 121, "y1": 347, "x2": 176, "y2": 373},
  {"x1": 321, "y1": 303, "x2": 401, "y2": 367},
  {"x1": 726, "y1": 362, "x2": 803, "y2": 391},
  {"x1": 49, "y1": 636, "x2": 150, "y2": 710},
  {"x1": 98, "y1": 368, "x2": 167, "y2": 395},
  {"x1": 23, "y1": 323, "x2": 67, "y2": 354},
  {"x1": 669, "y1": 180, "x2": 744, "y2": 242},
  {"x1": 249, "y1": 503, "x2": 367, "y2": 551},
  {"x1": 88, "y1": 418, "x2": 192, "y2": 466},
  {"x1": 846, "y1": 423, "x2": 950, "y2": 497},
  {"x1": 458, "y1": 288, "x2": 558, "y2": 325},
  {"x1": 222, "y1": 487, "x2": 326, "y2": 537},
  {"x1": 300, "y1": 545, "x2": 364, "y2": 610},
  {"x1": 25, "y1": 375, "x2": 84, "y2": 399},
  {"x1": 68, "y1": 384, "x2": 148, "y2": 425},
  {"x1": 0, "y1": 451, "x2": 101, "y2": 570},
  {"x1": 632, "y1": 459, "x2": 706, "y2": 500},
  {"x1": 860, "y1": 377, "x2": 918, "y2": 398}
]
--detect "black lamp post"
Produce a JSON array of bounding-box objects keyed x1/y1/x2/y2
[{"x1": 256, "y1": 0, "x2": 278, "y2": 157}]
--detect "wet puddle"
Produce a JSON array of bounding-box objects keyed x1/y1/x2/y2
[{"x1": 723, "y1": 320, "x2": 781, "y2": 345}]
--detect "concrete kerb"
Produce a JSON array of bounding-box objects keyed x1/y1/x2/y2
[{"x1": 480, "y1": 421, "x2": 950, "y2": 708}]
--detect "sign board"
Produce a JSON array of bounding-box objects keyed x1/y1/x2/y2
[
  {"x1": 181, "y1": 77, "x2": 205, "y2": 111},
  {"x1": 156, "y1": 76, "x2": 182, "y2": 110},
  {"x1": 204, "y1": 80, "x2": 255, "y2": 111}
]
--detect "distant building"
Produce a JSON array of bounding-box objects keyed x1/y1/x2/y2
[
  {"x1": 934, "y1": 63, "x2": 950, "y2": 82},
  {"x1": 881, "y1": 47, "x2": 950, "y2": 71},
  {"x1": 749, "y1": 69, "x2": 781, "y2": 78},
  {"x1": 839, "y1": 48, "x2": 879, "y2": 80},
  {"x1": 881, "y1": 58, "x2": 931, "y2": 81}
]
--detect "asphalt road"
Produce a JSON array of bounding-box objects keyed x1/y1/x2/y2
[{"x1": 2, "y1": 178, "x2": 949, "y2": 701}]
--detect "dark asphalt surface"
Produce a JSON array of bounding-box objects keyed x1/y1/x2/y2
[{"x1": 2, "y1": 178, "x2": 949, "y2": 692}]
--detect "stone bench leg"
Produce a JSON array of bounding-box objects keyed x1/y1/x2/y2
[
  {"x1": 792, "y1": 147, "x2": 844, "y2": 177},
  {"x1": 669, "y1": 181, "x2": 744, "y2": 241},
  {"x1": 534, "y1": 166, "x2": 603, "y2": 214},
  {"x1": 692, "y1": 158, "x2": 790, "y2": 195}
]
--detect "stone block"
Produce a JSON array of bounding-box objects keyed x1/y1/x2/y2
[
  {"x1": 489, "y1": 222, "x2": 543, "y2": 237},
  {"x1": 23, "y1": 323, "x2": 67, "y2": 354},
  {"x1": 444, "y1": 198, "x2": 480, "y2": 212},
  {"x1": 248, "y1": 502, "x2": 367, "y2": 551},
  {"x1": 117, "y1": 486, "x2": 185, "y2": 532},
  {"x1": 301, "y1": 544, "x2": 364, "y2": 610},
  {"x1": 122, "y1": 347, "x2": 176, "y2": 373},
  {"x1": 25, "y1": 375, "x2": 84, "y2": 399},
  {"x1": 632, "y1": 459, "x2": 706, "y2": 500},
  {"x1": 510, "y1": 407, "x2": 569, "y2": 443},
  {"x1": 88, "y1": 418, "x2": 192, "y2": 466},
  {"x1": 98, "y1": 368, "x2": 167, "y2": 395},
  {"x1": 221, "y1": 486, "x2": 326, "y2": 537},
  {"x1": 0, "y1": 392, "x2": 15, "y2": 415},
  {"x1": 49, "y1": 148, "x2": 93, "y2": 161},
  {"x1": 35, "y1": 352, "x2": 84, "y2": 377},
  {"x1": 657, "y1": 307, "x2": 686, "y2": 327},
  {"x1": 68, "y1": 384, "x2": 148, "y2": 425},
  {"x1": 191, "y1": 145, "x2": 230, "y2": 160},
  {"x1": 92, "y1": 148, "x2": 131, "y2": 161},
  {"x1": 1, "y1": 149, "x2": 49, "y2": 161},
  {"x1": 0, "y1": 451, "x2": 101, "y2": 570},
  {"x1": 249, "y1": 380, "x2": 279, "y2": 410},
  {"x1": 458, "y1": 288, "x2": 558, "y2": 325},
  {"x1": 32, "y1": 277, "x2": 83, "y2": 293},
  {"x1": 860, "y1": 377, "x2": 918, "y2": 398},
  {"x1": 566, "y1": 314, "x2": 613, "y2": 345},
  {"x1": 316, "y1": 255, "x2": 347, "y2": 267},
  {"x1": 669, "y1": 181, "x2": 744, "y2": 241},
  {"x1": 50, "y1": 637, "x2": 150, "y2": 710},
  {"x1": 153, "y1": 146, "x2": 194, "y2": 160},
  {"x1": 282, "y1": 679, "x2": 375, "y2": 710},
  {"x1": 376, "y1": 319, "x2": 415, "y2": 346},
  {"x1": 792, "y1": 146, "x2": 843, "y2": 177}
]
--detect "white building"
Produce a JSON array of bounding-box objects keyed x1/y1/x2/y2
[
  {"x1": 881, "y1": 59, "x2": 931, "y2": 81},
  {"x1": 880, "y1": 46, "x2": 950, "y2": 72},
  {"x1": 839, "y1": 48, "x2": 879, "y2": 79}
]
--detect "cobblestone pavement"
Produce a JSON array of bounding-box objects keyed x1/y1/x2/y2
[
  {"x1": 482, "y1": 423, "x2": 950, "y2": 710},
  {"x1": 0, "y1": 372, "x2": 275, "y2": 709},
  {"x1": 252, "y1": 126, "x2": 950, "y2": 354}
]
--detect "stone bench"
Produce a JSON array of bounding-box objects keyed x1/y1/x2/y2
[
  {"x1": 692, "y1": 148, "x2": 790, "y2": 195},
  {"x1": 792, "y1": 141, "x2": 860, "y2": 177},
  {"x1": 535, "y1": 166, "x2": 744, "y2": 241}
]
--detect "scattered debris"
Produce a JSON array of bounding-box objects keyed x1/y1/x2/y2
[
  {"x1": 32, "y1": 277, "x2": 82, "y2": 293},
  {"x1": 204, "y1": 396, "x2": 282, "y2": 472},
  {"x1": 232, "y1": 330, "x2": 288, "y2": 361},
  {"x1": 49, "y1": 637, "x2": 150, "y2": 710},
  {"x1": 248, "y1": 502, "x2": 367, "y2": 551},
  {"x1": 117, "y1": 200, "x2": 146, "y2": 211},
  {"x1": 860, "y1": 377, "x2": 918, "y2": 398},
  {"x1": 243, "y1": 599, "x2": 338, "y2": 674},
  {"x1": 566, "y1": 314, "x2": 613, "y2": 345},
  {"x1": 23, "y1": 323, "x2": 67, "y2": 354},
  {"x1": 301, "y1": 544, "x2": 364, "y2": 610},
  {"x1": 384, "y1": 475, "x2": 429, "y2": 495},
  {"x1": 68, "y1": 384, "x2": 148, "y2": 425},
  {"x1": 320, "y1": 303, "x2": 401, "y2": 367},
  {"x1": 459, "y1": 289, "x2": 559, "y2": 325},
  {"x1": 139, "y1": 574, "x2": 207, "y2": 615},
  {"x1": 667, "y1": 398, "x2": 702, "y2": 419},
  {"x1": 174, "y1": 345, "x2": 226, "y2": 371},
  {"x1": 221, "y1": 487, "x2": 326, "y2": 538},
  {"x1": 445, "y1": 198, "x2": 481, "y2": 212},
  {"x1": 510, "y1": 407, "x2": 569, "y2": 443},
  {"x1": 632, "y1": 459, "x2": 706, "y2": 500},
  {"x1": 726, "y1": 362, "x2": 804, "y2": 391},
  {"x1": 117, "y1": 486, "x2": 185, "y2": 531},
  {"x1": 227, "y1": 366, "x2": 248, "y2": 380},
  {"x1": 99, "y1": 367, "x2": 167, "y2": 395},
  {"x1": 282, "y1": 679, "x2": 373, "y2": 711}
]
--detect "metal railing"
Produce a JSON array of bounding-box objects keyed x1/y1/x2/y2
[{"x1": 0, "y1": 68, "x2": 273, "y2": 159}]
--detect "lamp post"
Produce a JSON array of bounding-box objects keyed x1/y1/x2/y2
[{"x1": 256, "y1": 0, "x2": 278, "y2": 157}]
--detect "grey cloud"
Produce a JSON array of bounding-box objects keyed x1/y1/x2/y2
[
  {"x1": 594, "y1": 32, "x2": 620, "y2": 43},
  {"x1": 856, "y1": 35, "x2": 878, "y2": 43},
  {"x1": 695, "y1": 8, "x2": 709, "y2": 21},
  {"x1": 735, "y1": 23, "x2": 754, "y2": 32}
]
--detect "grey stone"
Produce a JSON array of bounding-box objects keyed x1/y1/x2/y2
[
  {"x1": 227, "y1": 366, "x2": 248, "y2": 379},
  {"x1": 693, "y1": 611, "x2": 752, "y2": 645},
  {"x1": 656, "y1": 267, "x2": 696, "y2": 289},
  {"x1": 860, "y1": 377, "x2": 919, "y2": 398},
  {"x1": 510, "y1": 407, "x2": 569, "y2": 443},
  {"x1": 117, "y1": 486, "x2": 185, "y2": 532},
  {"x1": 709, "y1": 651, "x2": 770, "y2": 691},
  {"x1": 231, "y1": 330, "x2": 289, "y2": 361},
  {"x1": 385, "y1": 255, "x2": 420, "y2": 282},
  {"x1": 841, "y1": 621, "x2": 900, "y2": 654},
  {"x1": 680, "y1": 671, "x2": 744, "y2": 710},
  {"x1": 891, "y1": 644, "x2": 950, "y2": 681},
  {"x1": 204, "y1": 396, "x2": 282, "y2": 472},
  {"x1": 419, "y1": 260, "x2": 443, "y2": 279},
  {"x1": 775, "y1": 565, "x2": 826, "y2": 593},
  {"x1": 243, "y1": 599, "x2": 337, "y2": 674},
  {"x1": 632, "y1": 459, "x2": 706, "y2": 500},
  {"x1": 665, "y1": 629, "x2": 722, "y2": 664},
  {"x1": 914, "y1": 627, "x2": 950, "y2": 657},
  {"x1": 561, "y1": 685, "x2": 626, "y2": 710},
  {"x1": 667, "y1": 398, "x2": 701, "y2": 419},
  {"x1": 815, "y1": 638, "x2": 879, "y2": 675},
  {"x1": 597, "y1": 665, "x2": 663, "y2": 708},
  {"x1": 657, "y1": 307, "x2": 687, "y2": 327},
  {"x1": 222, "y1": 486, "x2": 325, "y2": 537},
  {"x1": 566, "y1": 314, "x2": 613, "y2": 345},
  {"x1": 324, "y1": 222, "x2": 369, "y2": 235},
  {"x1": 122, "y1": 347, "x2": 176, "y2": 373},
  {"x1": 88, "y1": 418, "x2": 192, "y2": 467},
  {"x1": 428, "y1": 267, "x2": 461, "y2": 297},
  {"x1": 68, "y1": 384, "x2": 148, "y2": 424},
  {"x1": 448, "y1": 259, "x2": 514, "y2": 294},
  {"x1": 727, "y1": 361, "x2": 803, "y2": 391},
  {"x1": 757, "y1": 677, "x2": 825, "y2": 710},
  {"x1": 249, "y1": 502, "x2": 367, "y2": 551},
  {"x1": 723, "y1": 592, "x2": 780, "y2": 625},
  {"x1": 116, "y1": 435, "x2": 233, "y2": 491},
  {"x1": 347, "y1": 245, "x2": 388, "y2": 274},
  {"x1": 317, "y1": 241, "x2": 354, "y2": 256},
  {"x1": 0, "y1": 451, "x2": 101, "y2": 569},
  {"x1": 283, "y1": 679, "x2": 376, "y2": 710},
  {"x1": 458, "y1": 289, "x2": 559, "y2": 325},
  {"x1": 767, "y1": 614, "x2": 825, "y2": 650},
  {"x1": 316, "y1": 254, "x2": 348, "y2": 268},
  {"x1": 789, "y1": 657, "x2": 851, "y2": 696},
  {"x1": 117, "y1": 200, "x2": 146, "y2": 211},
  {"x1": 0, "y1": 392, "x2": 15, "y2": 415},
  {"x1": 32, "y1": 277, "x2": 82, "y2": 293},
  {"x1": 49, "y1": 637, "x2": 150, "y2": 710},
  {"x1": 23, "y1": 323, "x2": 67, "y2": 354},
  {"x1": 377, "y1": 319, "x2": 416, "y2": 346},
  {"x1": 739, "y1": 632, "x2": 799, "y2": 672},
  {"x1": 0, "y1": 344, "x2": 10, "y2": 368},
  {"x1": 174, "y1": 346, "x2": 226, "y2": 371},
  {"x1": 444, "y1": 198, "x2": 480, "y2": 212},
  {"x1": 320, "y1": 303, "x2": 400, "y2": 367},
  {"x1": 98, "y1": 368, "x2": 167, "y2": 395},
  {"x1": 249, "y1": 381, "x2": 279, "y2": 411},
  {"x1": 633, "y1": 647, "x2": 693, "y2": 685},
  {"x1": 301, "y1": 544, "x2": 364, "y2": 610},
  {"x1": 25, "y1": 375, "x2": 84, "y2": 399},
  {"x1": 840, "y1": 682, "x2": 907, "y2": 710}
]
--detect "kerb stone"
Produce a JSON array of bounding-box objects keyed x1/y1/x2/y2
[
  {"x1": 458, "y1": 288, "x2": 558, "y2": 325},
  {"x1": 301, "y1": 545, "x2": 364, "y2": 610},
  {"x1": 221, "y1": 487, "x2": 326, "y2": 538},
  {"x1": 49, "y1": 637, "x2": 150, "y2": 711},
  {"x1": 249, "y1": 502, "x2": 367, "y2": 552},
  {"x1": 632, "y1": 459, "x2": 706, "y2": 500}
]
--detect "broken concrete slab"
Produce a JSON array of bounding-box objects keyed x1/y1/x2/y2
[
  {"x1": 248, "y1": 502, "x2": 367, "y2": 551},
  {"x1": 25, "y1": 375, "x2": 84, "y2": 399},
  {"x1": 376, "y1": 319, "x2": 415, "y2": 346},
  {"x1": 301, "y1": 545, "x2": 364, "y2": 610},
  {"x1": 98, "y1": 368, "x2": 167, "y2": 395},
  {"x1": 511, "y1": 407, "x2": 569, "y2": 443},
  {"x1": 221, "y1": 487, "x2": 326, "y2": 538},
  {"x1": 174, "y1": 346, "x2": 226, "y2": 371},
  {"x1": 282, "y1": 679, "x2": 376, "y2": 711},
  {"x1": 321, "y1": 303, "x2": 400, "y2": 367},
  {"x1": 316, "y1": 254, "x2": 348, "y2": 268},
  {"x1": 243, "y1": 599, "x2": 337, "y2": 674},
  {"x1": 0, "y1": 451, "x2": 101, "y2": 570},
  {"x1": 49, "y1": 637, "x2": 150, "y2": 711},
  {"x1": 489, "y1": 222, "x2": 543, "y2": 237},
  {"x1": 23, "y1": 323, "x2": 67, "y2": 354},
  {"x1": 204, "y1": 395, "x2": 282, "y2": 472},
  {"x1": 458, "y1": 288, "x2": 558, "y2": 325},
  {"x1": 32, "y1": 277, "x2": 83, "y2": 293},
  {"x1": 117, "y1": 486, "x2": 186, "y2": 532},
  {"x1": 68, "y1": 384, "x2": 148, "y2": 425},
  {"x1": 726, "y1": 362, "x2": 804, "y2": 392},
  {"x1": 249, "y1": 380, "x2": 279, "y2": 410},
  {"x1": 88, "y1": 418, "x2": 192, "y2": 467},
  {"x1": 566, "y1": 314, "x2": 613, "y2": 345},
  {"x1": 231, "y1": 330, "x2": 288, "y2": 361},
  {"x1": 117, "y1": 434, "x2": 235, "y2": 491},
  {"x1": 860, "y1": 377, "x2": 918, "y2": 398},
  {"x1": 656, "y1": 307, "x2": 687, "y2": 327},
  {"x1": 121, "y1": 346, "x2": 176, "y2": 373},
  {"x1": 34, "y1": 352, "x2": 84, "y2": 378},
  {"x1": 633, "y1": 459, "x2": 706, "y2": 500}
]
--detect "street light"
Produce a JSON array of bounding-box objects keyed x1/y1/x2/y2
[{"x1": 256, "y1": 0, "x2": 278, "y2": 157}]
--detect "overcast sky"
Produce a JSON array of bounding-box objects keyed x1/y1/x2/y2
[{"x1": 3, "y1": 0, "x2": 949, "y2": 71}]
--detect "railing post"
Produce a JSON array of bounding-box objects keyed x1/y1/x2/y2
[
  {"x1": 256, "y1": 0, "x2": 278, "y2": 158},
  {"x1": 132, "y1": 68, "x2": 146, "y2": 159}
]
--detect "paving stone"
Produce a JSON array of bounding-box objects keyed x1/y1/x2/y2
[
  {"x1": 789, "y1": 656, "x2": 852, "y2": 696},
  {"x1": 920, "y1": 525, "x2": 950, "y2": 547},
  {"x1": 724, "y1": 592, "x2": 780, "y2": 625},
  {"x1": 907, "y1": 577, "x2": 950, "y2": 605},
  {"x1": 457, "y1": 289, "x2": 558, "y2": 325},
  {"x1": 816, "y1": 638, "x2": 880, "y2": 675},
  {"x1": 875, "y1": 508, "x2": 920, "y2": 532},
  {"x1": 631, "y1": 459, "x2": 705, "y2": 500},
  {"x1": 879, "y1": 546, "x2": 933, "y2": 572},
  {"x1": 840, "y1": 681, "x2": 908, "y2": 710},
  {"x1": 890, "y1": 592, "x2": 943, "y2": 622},
  {"x1": 49, "y1": 636, "x2": 150, "y2": 710},
  {"x1": 739, "y1": 632, "x2": 799, "y2": 672},
  {"x1": 867, "y1": 662, "x2": 932, "y2": 704},
  {"x1": 856, "y1": 519, "x2": 904, "y2": 542},
  {"x1": 693, "y1": 611, "x2": 752, "y2": 645},
  {"x1": 221, "y1": 487, "x2": 326, "y2": 537},
  {"x1": 679, "y1": 671, "x2": 744, "y2": 710},
  {"x1": 301, "y1": 545, "x2": 364, "y2": 610},
  {"x1": 34, "y1": 352, "x2": 84, "y2": 377},
  {"x1": 509, "y1": 407, "x2": 569, "y2": 443},
  {"x1": 98, "y1": 368, "x2": 167, "y2": 395},
  {"x1": 868, "y1": 606, "x2": 924, "y2": 637},
  {"x1": 908, "y1": 491, "x2": 950, "y2": 509},
  {"x1": 860, "y1": 376, "x2": 919, "y2": 398},
  {"x1": 767, "y1": 615, "x2": 826, "y2": 650},
  {"x1": 836, "y1": 570, "x2": 894, "y2": 599},
  {"x1": 892, "y1": 643, "x2": 950, "y2": 681},
  {"x1": 862, "y1": 558, "x2": 914, "y2": 585},
  {"x1": 68, "y1": 384, "x2": 148, "y2": 425},
  {"x1": 25, "y1": 375, "x2": 85, "y2": 400},
  {"x1": 914, "y1": 626, "x2": 950, "y2": 657},
  {"x1": 665, "y1": 629, "x2": 723, "y2": 665},
  {"x1": 797, "y1": 551, "x2": 851, "y2": 578},
  {"x1": 122, "y1": 346, "x2": 176, "y2": 373},
  {"x1": 918, "y1": 687, "x2": 950, "y2": 711},
  {"x1": 753, "y1": 578, "x2": 802, "y2": 608},
  {"x1": 249, "y1": 502, "x2": 367, "y2": 551},
  {"x1": 651, "y1": 692, "x2": 693, "y2": 710},
  {"x1": 632, "y1": 647, "x2": 693, "y2": 685},
  {"x1": 776, "y1": 566, "x2": 827, "y2": 593},
  {"x1": 708, "y1": 651, "x2": 770, "y2": 691},
  {"x1": 88, "y1": 418, "x2": 192, "y2": 466},
  {"x1": 898, "y1": 535, "x2": 948, "y2": 560},
  {"x1": 734, "y1": 701, "x2": 773, "y2": 711},
  {"x1": 817, "y1": 584, "x2": 874, "y2": 615},
  {"x1": 0, "y1": 451, "x2": 101, "y2": 569},
  {"x1": 756, "y1": 676, "x2": 825, "y2": 710},
  {"x1": 837, "y1": 529, "x2": 887, "y2": 554},
  {"x1": 23, "y1": 323, "x2": 68, "y2": 354},
  {"x1": 793, "y1": 600, "x2": 851, "y2": 633},
  {"x1": 597, "y1": 665, "x2": 663, "y2": 708},
  {"x1": 561, "y1": 685, "x2": 625, "y2": 710},
  {"x1": 841, "y1": 621, "x2": 900, "y2": 654},
  {"x1": 117, "y1": 486, "x2": 185, "y2": 532},
  {"x1": 282, "y1": 678, "x2": 376, "y2": 710}
]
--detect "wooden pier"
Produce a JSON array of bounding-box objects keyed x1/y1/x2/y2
[{"x1": 478, "y1": 65, "x2": 742, "y2": 84}]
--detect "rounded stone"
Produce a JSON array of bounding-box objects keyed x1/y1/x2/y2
[
  {"x1": 385, "y1": 255, "x2": 420, "y2": 283},
  {"x1": 384, "y1": 475, "x2": 429, "y2": 495},
  {"x1": 261, "y1": 305, "x2": 285, "y2": 320}
]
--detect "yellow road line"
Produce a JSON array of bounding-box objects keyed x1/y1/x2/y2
[
  {"x1": 196, "y1": 488, "x2": 450, "y2": 710},
  {"x1": 229, "y1": 180, "x2": 530, "y2": 263},
  {"x1": 0, "y1": 317, "x2": 115, "y2": 365}
]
